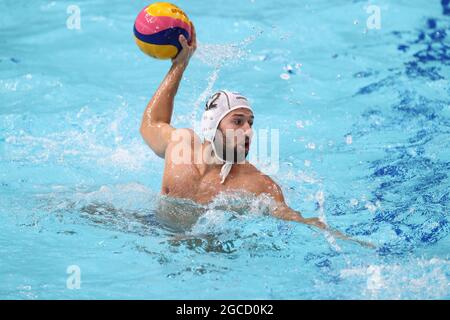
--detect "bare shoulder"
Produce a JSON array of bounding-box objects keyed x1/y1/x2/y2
[
  {"x1": 165, "y1": 128, "x2": 201, "y2": 155},
  {"x1": 165, "y1": 128, "x2": 201, "y2": 165},
  {"x1": 169, "y1": 128, "x2": 201, "y2": 145},
  {"x1": 245, "y1": 164, "x2": 284, "y2": 200}
]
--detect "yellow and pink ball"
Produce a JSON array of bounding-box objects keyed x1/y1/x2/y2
[{"x1": 133, "y1": 2, "x2": 192, "y2": 60}]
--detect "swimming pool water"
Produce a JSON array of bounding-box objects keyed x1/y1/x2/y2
[{"x1": 1, "y1": 0, "x2": 449, "y2": 299}]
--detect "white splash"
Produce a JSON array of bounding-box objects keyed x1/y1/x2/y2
[
  {"x1": 340, "y1": 258, "x2": 450, "y2": 299},
  {"x1": 190, "y1": 31, "x2": 262, "y2": 131},
  {"x1": 345, "y1": 135, "x2": 353, "y2": 145}
]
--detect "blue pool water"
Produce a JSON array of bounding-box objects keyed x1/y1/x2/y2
[{"x1": 1, "y1": 0, "x2": 449, "y2": 299}]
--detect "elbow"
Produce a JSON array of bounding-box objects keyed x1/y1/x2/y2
[
  {"x1": 139, "y1": 123, "x2": 146, "y2": 137},
  {"x1": 140, "y1": 119, "x2": 153, "y2": 137}
]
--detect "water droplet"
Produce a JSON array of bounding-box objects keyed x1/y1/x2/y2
[
  {"x1": 345, "y1": 135, "x2": 353, "y2": 145},
  {"x1": 365, "y1": 202, "x2": 377, "y2": 213}
]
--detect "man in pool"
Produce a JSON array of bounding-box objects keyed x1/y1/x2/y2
[{"x1": 139, "y1": 25, "x2": 369, "y2": 245}]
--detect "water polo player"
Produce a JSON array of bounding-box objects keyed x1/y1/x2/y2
[{"x1": 139, "y1": 21, "x2": 372, "y2": 248}]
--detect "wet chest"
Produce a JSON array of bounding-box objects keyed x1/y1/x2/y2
[{"x1": 162, "y1": 164, "x2": 263, "y2": 203}]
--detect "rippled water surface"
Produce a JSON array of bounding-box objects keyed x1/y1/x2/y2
[{"x1": 1, "y1": 0, "x2": 449, "y2": 299}]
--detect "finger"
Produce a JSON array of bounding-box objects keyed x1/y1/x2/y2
[
  {"x1": 179, "y1": 34, "x2": 188, "y2": 49},
  {"x1": 360, "y1": 240, "x2": 376, "y2": 249},
  {"x1": 190, "y1": 22, "x2": 197, "y2": 48},
  {"x1": 192, "y1": 22, "x2": 196, "y2": 42}
]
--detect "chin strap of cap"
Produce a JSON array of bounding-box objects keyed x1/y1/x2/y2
[
  {"x1": 210, "y1": 138, "x2": 233, "y2": 184},
  {"x1": 220, "y1": 162, "x2": 233, "y2": 184}
]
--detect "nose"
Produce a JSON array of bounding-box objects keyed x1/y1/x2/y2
[{"x1": 242, "y1": 121, "x2": 252, "y2": 134}]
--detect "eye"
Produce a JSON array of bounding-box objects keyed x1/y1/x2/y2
[
  {"x1": 234, "y1": 119, "x2": 242, "y2": 125},
  {"x1": 249, "y1": 120, "x2": 254, "y2": 127}
]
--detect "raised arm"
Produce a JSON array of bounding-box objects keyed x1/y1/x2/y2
[{"x1": 140, "y1": 23, "x2": 197, "y2": 158}]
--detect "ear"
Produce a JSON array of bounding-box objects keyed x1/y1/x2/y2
[
  {"x1": 213, "y1": 127, "x2": 223, "y2": 142},
  {"x1": 217, "y1": 118, "x2": 226, "y2": 131}
]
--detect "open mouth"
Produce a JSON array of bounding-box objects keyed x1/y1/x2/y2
[{"x1": 244, "y1": 137, "x2": 250, "y2": 151}]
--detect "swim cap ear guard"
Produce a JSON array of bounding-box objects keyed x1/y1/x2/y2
[{"x1": 200, "y1": 90, "x2": 253, "y2": 183}]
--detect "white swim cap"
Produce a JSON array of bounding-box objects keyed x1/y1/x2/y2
[{"x1": 200, "y1": 90, "x2": 253, "y2": 184}]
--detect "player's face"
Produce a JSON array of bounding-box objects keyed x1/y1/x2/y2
[{"x1": 215, "y1": 108, "x2": 254, "y2": 163}]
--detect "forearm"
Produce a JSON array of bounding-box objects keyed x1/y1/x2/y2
[
  {"x1": 139, "y1": 23, "x2": 196, "y2": 158},
  {"x1": 272, "y1": 204, "x2": 329, "y2": 230},
  {"x1": 272, "y1": 206, "x2": 304, "y2": 223},
  {"x1": 141, "y1": 62, "x2": 187, "y2": 129},
  {"x1": 272, "y1": 204, "x2": 374, "y2": 248}
]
